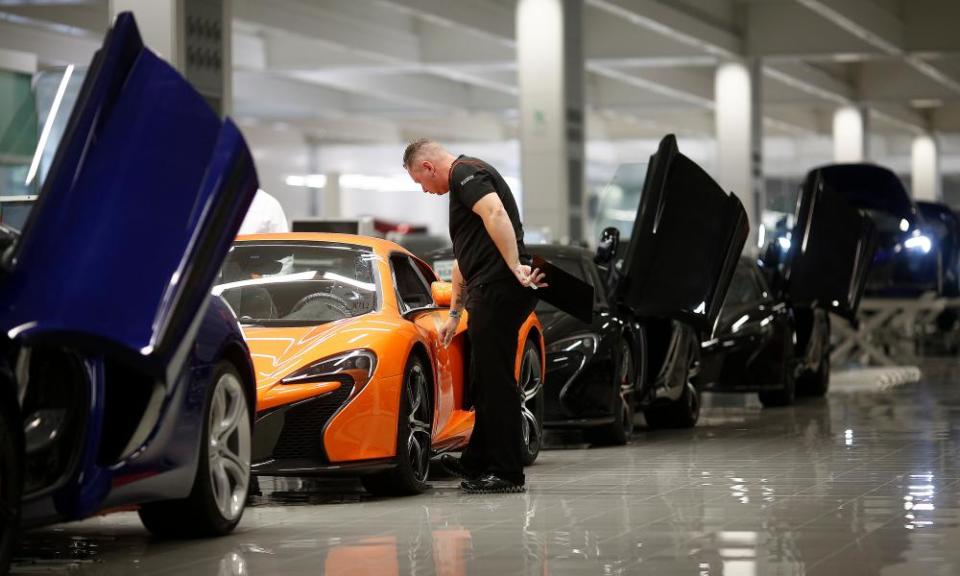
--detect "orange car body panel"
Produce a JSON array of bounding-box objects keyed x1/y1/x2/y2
[{"x1": 236, "y1": 233, "x2": 544, "y2": 465}]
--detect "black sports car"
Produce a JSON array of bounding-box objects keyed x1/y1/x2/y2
[
  {"x1": 799, "y1": 164, "x2": 937, "y2": 297},
  {"x1": 430, "y1": 134, "x2": 750, "y2": 442},
  {"x1": 697, "y1": 258, "x2": 832, "y2": 406},
  {"x1": 697, "y1": 170, "x2": 878, "y2": 406}
]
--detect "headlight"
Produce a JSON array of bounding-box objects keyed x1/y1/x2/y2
[
  {"x1": 546, "y1": 334, "x2": 598, "y2": 355},
  {"x1": 904, "y1": 233, "x2": 932, "y2": 254},
  {"x1": 281, "y1": 349, "x2": 377, "y2": 394}
]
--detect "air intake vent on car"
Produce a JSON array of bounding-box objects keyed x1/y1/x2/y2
[{"x1": 271, "y1": 385, "x2": 354, "y2": 462}]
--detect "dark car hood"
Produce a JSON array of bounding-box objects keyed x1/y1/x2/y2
[{"x1": 538, "y1": 308, "x2": 595, "y2": 342}]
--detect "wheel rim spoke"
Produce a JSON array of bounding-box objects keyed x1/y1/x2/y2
[
  {"x1": 218, "y1": 387, "x2": 243, "y2": 443},
  {"x1": 214, "y1": 460, "x2": 232, "y2": 512},
  {"x1": 208, "y1": 372, "x2": 251, "y2": 521},
  {"x1": 405, "y1": 362, "x2": 432, "y2": 482},
  {"x1": 521, "y1": 405, "x2": 537, "y2": 448},
  {"x1": 408, "y1": 432, "x2": 428, "y2": 480}
]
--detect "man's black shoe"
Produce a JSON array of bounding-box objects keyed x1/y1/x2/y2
[
  {"x1": 438, "y1": 454, "x2": 472, "y2": 479},
  {"x1": 460, "y1": 474, "x2": 525, "y2": 494}
]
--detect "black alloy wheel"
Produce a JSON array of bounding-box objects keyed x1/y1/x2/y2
[
  {"x1": 588, "y1": 338, "x2": 636, "y2": 446},
  {"x1": 797, "y1": 354, "x2": 830, "y2": 398},
  {"x1": 362, "y1": 355, "x2": 432, "y2": 496},
  {"x1": 797, "y1": 319, "x2": 831, "y2": 398},
  {"x1": 645, "y1": 382, "x2": 701, "y2": 429},
  {"x1": 519, "y1": 339, "x2": 544, "y2": 466},
  {"x1": 644, "y1": 339, "x2": 701, "y2": 429},
  {"x1": 758, "y1": 331, "x2": 798, "y2": 408}
]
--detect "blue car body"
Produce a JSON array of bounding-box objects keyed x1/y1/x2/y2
[{"x1": 0, "y1": 12, "x2": 257, "y2": 528}]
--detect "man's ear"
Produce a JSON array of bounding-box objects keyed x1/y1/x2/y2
[{"x1": 420, "y1": 160, "x2": 434, "y2": 173}]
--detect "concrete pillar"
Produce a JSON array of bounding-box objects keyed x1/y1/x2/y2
[
  {"x1": 911, "y1": 134, "x2": 940, "y2": 202},
  {"x1": 109, "y1": 0, "x2": 230, "y2": 116},
  {"x1": 715, "y1": 60, "x2": 762, "y2": 250},
  {"x1": 323, "y1": 171, "x2": 342, "y2": 218},
  {"x1": 832, "y1": 105, "x2": 868, "y2": 162},
  {"x1": 517, "y1": 0, "x2": 585, "y2": 243}
]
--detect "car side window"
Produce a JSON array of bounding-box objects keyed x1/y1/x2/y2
[{"x1": 391, "y1": 254, "x2": 434, "y2": 312}]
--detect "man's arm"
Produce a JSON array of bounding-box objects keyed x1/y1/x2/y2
[
  {"x1": 450, "y1": 260, "x2": 466, "y2": 313},
  {"x1": 471, "y1": 192, "x2": 521, "y2": 271}
]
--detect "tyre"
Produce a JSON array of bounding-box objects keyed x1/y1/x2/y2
[
  {"x1": 587, "y1": 338, "x2": 636, "y2": 446},
  {"x1": 362, "y1": 354, "x2": 432, "y2": 496},
  {"x1": 797, "y1": 354, "x2": 830, "y2": 398},
  {"x1": 139, "y1": 361, "x2": 251, "y2": 538},
  {"x1": 758, "y1": 338, "x2": 797, "y2": 408},
  {"x1": 518, "y1": 339, "x2": 544, "y2": 466},
  {"x1": 0, "y1": 380, "x2": 23, "y2": 575},
  {"x1": 644, "y1": 381, "x2": 700, "y2": 429}
]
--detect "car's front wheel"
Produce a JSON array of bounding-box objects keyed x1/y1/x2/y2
[
  {"x1": 139, "y1": 361, "x2": 251, "y2": 538},
  {"x1": 758, "y1": 332, "x2": 798, "y2": 408},
  {"x1": 587, "y1": 338, "x2": 636, "y2": 446},
  {"x1": 362, "y1": 354, "x2": 432, "y2": 496},
  {"x1": 644, "y1": 380, "x2": 700, "y2": 429},
  {"x1": 519, "y1": 339, "x2": 544, "y2": 466}
]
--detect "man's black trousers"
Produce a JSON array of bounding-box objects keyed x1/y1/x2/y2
[{"x1": 460, "y1": 277, "x2": 537, "y2": 486}]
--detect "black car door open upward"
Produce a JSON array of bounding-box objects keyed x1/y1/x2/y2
[
  {"x1": 780, "y1": 170, "x2": 879, "y2": 322},
  {"x1": 617, "y1": 134, "x2": 749, "y2": 337}
]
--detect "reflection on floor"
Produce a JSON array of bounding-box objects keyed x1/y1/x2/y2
[{"x1": 13, "y1": 358, "x2": 960, "y2": 575}]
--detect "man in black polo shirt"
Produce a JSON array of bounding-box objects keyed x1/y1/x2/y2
[{"x1": 403, "y1": 138, "x2": 545, "y2": 493}]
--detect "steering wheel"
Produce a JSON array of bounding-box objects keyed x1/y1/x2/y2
[{"x1": 289, "y1": 292, "x2": 351, "y2": 317}]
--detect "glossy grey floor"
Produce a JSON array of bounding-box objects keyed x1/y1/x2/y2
[{"x1": 14, "y1": 359, "x2": 960, "y2": 575}]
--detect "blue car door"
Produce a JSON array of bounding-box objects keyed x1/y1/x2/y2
[
  {"x1": 617, "y1": 134, "x2": 749, "y2": 337},
  {"x1": 0, "y1": 12, "x2": 258, "y2": 382}
]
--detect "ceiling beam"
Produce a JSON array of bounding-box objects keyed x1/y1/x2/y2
[
  {"x1": 234, "y1": 0, "x2": 420, "y2": 64},
  {"x1": 586, "y1": 0, "x2": 740, "y2": 57},
  {"x1": 374, "y1": 0, "x2": 514, "y2": 46},
  {"x1": 0, "y1": 16, "x2": 99, "y2": 66}
]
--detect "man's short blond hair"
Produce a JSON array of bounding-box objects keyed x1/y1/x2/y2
[{"x1": 403, "y1": 138, "x2": 444, "y2": 169}]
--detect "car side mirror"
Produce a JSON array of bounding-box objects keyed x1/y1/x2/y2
[
  {"x1": 431, "y1": 281, "x2": 452, "y2": 306},
  {"x1": 595, "y1": 227, "x2": 620, "y2": 264}
]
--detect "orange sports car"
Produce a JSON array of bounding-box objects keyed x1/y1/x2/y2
[{"x1": 214, "y1": 233, "x2": 545, "y2": 495}]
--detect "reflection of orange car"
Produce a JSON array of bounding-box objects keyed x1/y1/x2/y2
[{"x1": 216, "y1": 233, "x2": 544, "y2": 495}]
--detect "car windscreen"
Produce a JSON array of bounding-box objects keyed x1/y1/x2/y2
[
  {"x1": 593, "y1": 163, "x2": 647, "y2": 242},
  {"x1": 864, "y1": 209, "x2": 910, "y2": 236},
  {"x1": 215, "y1": 241, "x2": 379, "y2": 326}
]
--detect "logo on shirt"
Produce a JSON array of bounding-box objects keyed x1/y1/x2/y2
[{"x1": 460, "y1": 174, "x2": 475, "y2": 186}]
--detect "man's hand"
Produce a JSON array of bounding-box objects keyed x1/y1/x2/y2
[
  {"x1": 439, "y1": 314, "x2": 460, "y2": 347},
  {"x1": 513, "y1": 264, "x2": 548, "y2": 289}
]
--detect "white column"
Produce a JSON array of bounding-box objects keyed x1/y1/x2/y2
[
  {"x1": 109, "y1": 0, "x2": 230, "y2": 116},
  {"x1": 323, "y1": 171, "x2": 342, "y2": 218},
  {"x1": 715, "y1": 60, "x2": 761, "y2": 250},
  {"x1": 911, "y1": 134, "x2": 940, "y2": 202},
  {"x1": 517, "y1": 0, "x2": 585, "y2": 243},
  {"x1": 832, "y1": 105, "x2": 868, "y2": 162}
]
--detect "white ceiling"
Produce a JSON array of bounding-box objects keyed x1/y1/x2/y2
[{"x1": 3, "y1": 0, "x2": 960, "y2": 193}]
